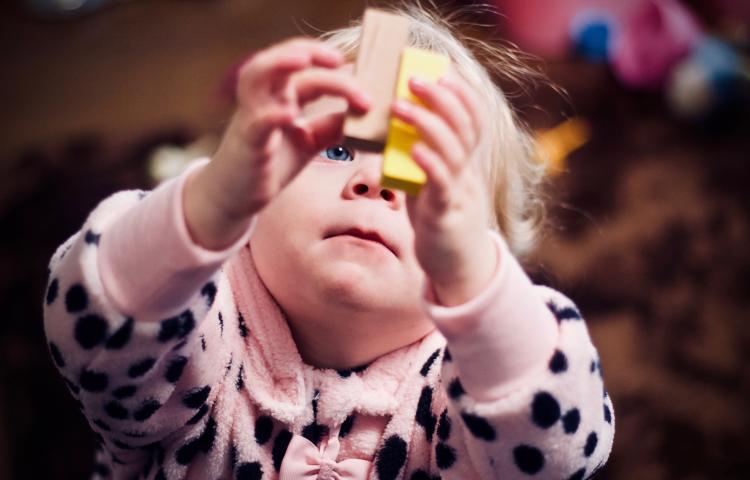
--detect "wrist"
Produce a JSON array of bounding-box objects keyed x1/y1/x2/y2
[
  {"x1": 429, "y1": 233, "x2": 498, "y2": 307},
  {"x1": 183, "y1": 163, "x2": 254, "y2": 251}
]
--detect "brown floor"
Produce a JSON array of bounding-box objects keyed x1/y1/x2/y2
[{"x1": 1, "y1": 1, "x2": 749, "y2": 479}]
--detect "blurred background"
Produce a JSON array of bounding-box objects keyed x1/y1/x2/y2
[{"x1": 1, "y1": 0, "x2": 749, "y2": 478}]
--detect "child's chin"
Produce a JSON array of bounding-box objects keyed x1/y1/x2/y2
[{"x1": 316, "y1": 263, "x2": 404, "y2": 307}]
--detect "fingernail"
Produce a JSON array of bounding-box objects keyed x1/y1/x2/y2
[
  {"x1": 393, "y1": 100, "x2": 412, "y2": 115},
  {"x1": 358, "y1": 91, "x2": 373, "y2": 108}
]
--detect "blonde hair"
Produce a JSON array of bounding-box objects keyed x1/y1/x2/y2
[{"x1": 321, "y1": 2, "x2": 548, "y2": 257}]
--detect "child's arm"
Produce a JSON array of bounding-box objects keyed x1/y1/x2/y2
[
  {"x1": 42, "y1": 167, "x2": 242, "y2": 461},
  {"x1": 184, "y1": 38, "x2": 370, "y2": 250},
  {"x1": 42, "y1": 38, "x2": 370, "y2": 458},
  {"x1": 392, "y1": 74, "x2": 613, "y2": 477},
  {"x1": 424, "y1": 234, "x2": 614, "y2": 479}
]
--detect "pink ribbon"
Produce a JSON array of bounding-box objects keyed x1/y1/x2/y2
[{"x1": 279, "y1": 433, "x2": 372, "y2": 480}]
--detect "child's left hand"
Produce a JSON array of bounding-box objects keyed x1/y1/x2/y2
[{"x1": 390, "y1": 73, "x2": 498, "y2": 307}]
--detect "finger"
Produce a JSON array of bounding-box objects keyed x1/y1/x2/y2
[
  {"x1": 293, "y1": 69, "x2": 372, "y2": 113},
  {"x1": 391, "y1": 99, "x2": 465, "y2": 174},
  {"x1": 409, "y1": 76, "x2": 477, "y2": 151},
  {"x1": 243, "y1": 106, "x2": 296, "y2": 149},
  {"x1": 303, "y1": 112, "x2": 346, "y2": 150},
  {"x1": 238, "y1": 38, "x2": 344, "y2": 92},
  {"x1": 254, "y1": 37, "x2": 344, "y2": 74},
  {"x1": 411, "y1": 142, "x2": 452, "y2": 210},
  {"x1": 438, "y1": 73, "x2": 484, "y2": 139}
]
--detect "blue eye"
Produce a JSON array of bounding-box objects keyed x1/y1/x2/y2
[{"x1": 320, "y1": 145, "x2": 354, "y2": 162}]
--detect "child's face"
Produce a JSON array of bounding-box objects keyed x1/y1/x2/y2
[{"x1": 249, "y1": 97, "x2": 429, "y2": 327}]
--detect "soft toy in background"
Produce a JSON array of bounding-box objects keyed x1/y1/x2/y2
[
  {"x1": 605, "y1": 0, "x2": 703, "y2": 90},
  {"x1": 494, "y1": 0, "x2": 750, "y2": 120}
]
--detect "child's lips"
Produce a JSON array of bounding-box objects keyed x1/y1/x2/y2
[{"x1": 325, "y1": 227, "x2": 399, "y2": 257}]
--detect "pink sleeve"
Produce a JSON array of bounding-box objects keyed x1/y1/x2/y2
[
  {"x1": 422, "y1": 231, "x2": 559, "y2": 402},
  {"x1": 98, "y1": 158, "x2": 255, "y2": 321}
]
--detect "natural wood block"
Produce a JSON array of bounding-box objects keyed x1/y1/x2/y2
[{"x1": 343, "y1": 9, "x2": 410, "y2": 152}]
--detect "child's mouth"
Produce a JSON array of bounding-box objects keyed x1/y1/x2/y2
[{"x1": 325, "y1": 227, "x2": 398, "y2": 257}]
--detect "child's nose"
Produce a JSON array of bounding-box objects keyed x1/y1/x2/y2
[{"x1": 344, "y1": 157, "x2": 400, "y2": 208}]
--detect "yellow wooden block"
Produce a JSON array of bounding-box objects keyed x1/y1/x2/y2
[{"x1": 382, "y1": 47, "x2": 450, "y2": 195}]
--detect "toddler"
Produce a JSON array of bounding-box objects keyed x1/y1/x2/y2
[{"x1": 43, "y1": 5, "x2": 614, "y2": 480}]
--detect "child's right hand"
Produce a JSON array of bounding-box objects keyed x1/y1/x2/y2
[{"x1": 184, "y1": 38, "x2": 371, "y2": 249}]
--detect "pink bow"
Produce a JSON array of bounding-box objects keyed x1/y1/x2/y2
[{"x1": 279, "y1": 433, "x2": 372, "y2": 480}]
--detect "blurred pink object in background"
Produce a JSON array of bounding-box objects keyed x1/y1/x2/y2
[
  {"x1": 609, "y1": 0, "x2": 703, "y2": 89},
  {"x1": 494, "y1": 0, "x2": 629, "y2": 58}
]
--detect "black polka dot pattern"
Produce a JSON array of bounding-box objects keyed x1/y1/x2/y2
[
  {"x1": 104, "y1": 400, "x2": 128, "y2": 420},
  {"x1": 376, "y1": 435, "x2": 407, "y2": 480},
  {"x1": 419, "y1": 349, "x2": 441, "y2": 376},
  {"x1": 93, "y1": 462, "x2": 110, "y2": 476},
  {"x1": 235, "y1": 364, "x2": 245, "y2": 391},
  {"x1": 415, "y1": 386, "x2": 437, "y2": 442},
  {"x1": 79, "y1": 369, "x2": 109, "y2": 392},
  {"x1": 237, "y1": 311, "x2": 248, "y2": 338},
  {"x1": 460, "y1": 412, "x2": 496, "y2": 441},
  {"x1": 447, "y1": 378, "x2": 465, "y2": 399},
  {"x1": 549, "y1": 349, "x2": 568, "y2": 373},
  {"x1": 46, "y1": 278, "x2": 59, "y2": 305},
  {"x1": 133, "y1": 398, "x2": 161, "y2": 421},
  {"x1": 165, "y1": 356, "x2": 188, "y2": 383},
  {"x1": 442, "y1": 347, "x2": 452, "y2": 363},
  {"x1": 339, "y1": 413, "x2": 355, "y2": 438},
  {"x1": 186, "y1": 404, "x2": 209, "y2": 425},
  {"x1": 235, "y1": 461, "x2": 263, "y2": 480},
  {"x1": 337, "y1": 363, "x2": 368, "y2": 378},
  {"x1": 182, "y1": 386, "x2": 211, "y2": 408},
  {"x1": 546, "y1": 301, "x2": 582, "y2": 323},
  {"x1": 65, "y1": 284, "x2": 88, "y2": 313},
  {"x1": 513, "y1": 444, "x2": 545, "y2": 474},
  {"x1": 531, "y1": 391, "x2": 561, "y2": 429},
  {"x1": 128, "y1": 357, "x2": 156, "y2": 378},
  {"x1": 84, "y1": 229, "x2": 101, "y2": 245},
  {"x1": 75, "y1": 314, "x2": 109, "y2": 349},
  {"x1": 302, "y1": 421, "x2": 328, "y2": 445},
  {"x1": 437, "y1": 409, "x2": 451, "y2": 441},
  {"x1": 435, "y1": 441, "x2": 457, "y2": 470},
  {"x1": 157, "y1": 310, "x2": 195, "y2": 343},
  {"x1": 201, "y1": 281, "x2": 217, "y2": 308},
  {"x1": 584, "y1": 432, "x2": 598, "y2": 457},
  {"x1": 112, "y1": 385, "x2": 137, "y2": 399},
  {"x1": 272, "y1": 429, "x2": 293, "y2": 472},
  {"x1": 604, "y1": 403, "x2": 612, "y2": 424},
  {"x1": 568, "y1": 468, "x2": 586, "y2": 480},
  {"x1": 254, "y1": 415, "x2": 273, "y2": 445},
  {"x1": 410, "y1": 470, "x2": 440, "y2": 480},
  {"x1": 105, "y1": 318, "x2": 133, "y2": 350},
  {"x1": 175, "y1": 417, "x2": 217, "y2": 465},
  {"x1": 562, "y1": 408, "x2": 581, "y2": 434}
]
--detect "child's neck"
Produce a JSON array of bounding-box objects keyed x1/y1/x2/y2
[{"x1": 283, "y1": 308, "x2": 436, "y2": 370}]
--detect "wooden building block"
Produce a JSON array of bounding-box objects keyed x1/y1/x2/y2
[
  {"x1": 343, "y1": 9, "x2": 410, "y2": 152},
  {"x1": 382, "y1": 47, "x2": 450, "y2": 195}
]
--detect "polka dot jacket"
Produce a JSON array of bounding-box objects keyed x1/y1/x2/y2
[{"x1": 43, "y1": 161, "x2": 614, "y2": 480}]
